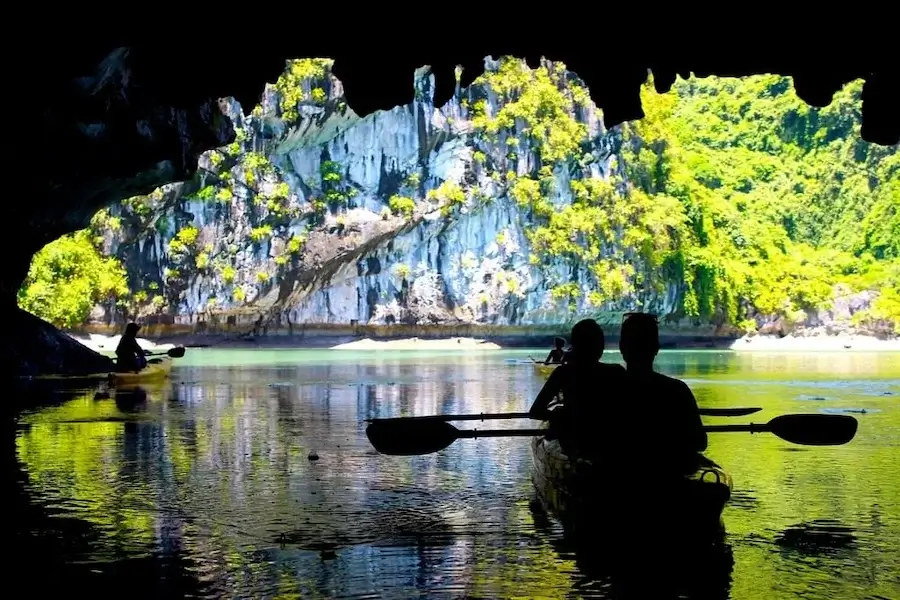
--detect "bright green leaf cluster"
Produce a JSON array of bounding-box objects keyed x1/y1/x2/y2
[
  {"x1": 274, "y1": 58, "x2": 333, "y2": 123},
  {"x1": 18, "y1": 231, "x2": 129, "y2": 329},
  {"x1": 389, "y1": 195, "x2": 416, "y2": 218},
  {"x1": 473, "y1": 58, "x2": 587, "y2": 165}
]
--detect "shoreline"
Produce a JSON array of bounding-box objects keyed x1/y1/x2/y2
[
  {"x1": 69, "y1": 330, "x2": 899, "y2": 354},
  {"x1": 729, "y1": 333, "x2": 900, "y2": 352},
  {"x1": 330, "y1": 337, "x2": 503, "y2": 350}
]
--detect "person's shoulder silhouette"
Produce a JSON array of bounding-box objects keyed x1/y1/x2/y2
[
  {"x1": 529, "y1": 318, "x2": 624, "y2": 423},
  {"x1": 618, "y1": 312, "x2": 708, "y2": 456}
]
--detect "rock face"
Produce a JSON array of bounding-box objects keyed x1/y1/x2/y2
[
  {"x1": 754, "y1": 287, "x2": 895, "y2": 340},
  {"x1": 2, "y1": 310, "x2": 114, "y2": 378},
  {"x1": 87, "y1": 58, "x2": 701, "y2": 338},
  {"x1": 11, "y1": 38, "x2": 897, "y2": 377},
  {"x1": 20, "y1": 40, "x2": 899, "y2": 319},
  {"x1": 77, "y1": 57, "x2": 896, "y2": 341}
]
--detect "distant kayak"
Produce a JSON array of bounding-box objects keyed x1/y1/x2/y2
[
  {"x1": 24, "y1": 357, "x2": 174, "y2": 386},
  {"x1": 534, "y1": 362, "x2": 559, "y2": 379},
  {"x1": 504, "y1": 358, "x2": 561, "y2": 377},
  {"x1": 109, "y1": 358, "x2": 173, "y2": 385}
]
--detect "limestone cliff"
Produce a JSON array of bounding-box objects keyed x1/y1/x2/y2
[
  {"x1": 75, "y1": 57, "x2": 897, "y2": 340},
  {"x1": 88, "y1": 58, "x2": 687, "y2": 336}
]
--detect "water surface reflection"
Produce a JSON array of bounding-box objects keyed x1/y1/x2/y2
[{"x1": 12, "y1": 349, "x2": 900, "y2": 599}]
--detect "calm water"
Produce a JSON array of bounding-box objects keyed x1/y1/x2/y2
[{"x1": 12, "y1": 349, "x2": 900, "y2": 599}]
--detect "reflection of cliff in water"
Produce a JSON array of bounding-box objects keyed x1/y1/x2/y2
[
  {"x1": 12, "y1": 359, "x2": 555, "y2": 597},
  {"x1": 9, "y1": 388, "x2": 209, "y2": 598}
]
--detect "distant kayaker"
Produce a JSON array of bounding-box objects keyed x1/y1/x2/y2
[
  {"x1": 115, "y1": 322, "x2": 148, "y2": 372},
  {"x1": 619, "y1": 312, "x2": 708, "y2": 471},
  {"x1": 529, "y1": 319, "x2": 625, "y2": 453},
  {"x1": 543, "y1": 337, "x2": 568, "y2": 364}
]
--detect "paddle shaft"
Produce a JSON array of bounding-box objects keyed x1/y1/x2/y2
[
  {"x1": 701, "y1": 407, "x2": 762, "y2": 417},
  {"x1": 113, "y1": 352, "x2": 167, "y2": 364},
  {"x1": 369, "y1": 412, "x2": 532, "y2": 423},
  {"x1": 530, "y1": 356, "x2": 558, "y2": 365},
  {"x1": 706, "y1": 423, "x2": 771, "y2": 434},
  {"x1": 444, "y1": 424, "x2": 771, "y2": 440},
  {"x1": 455, "y1": 420, "x2": 847, "y2": 439},
  {"x1": 136, "y1": 347, "x2": 185, "y2": 358},
  {"x1": 367, "y1": 407, "x2": 761, "y2": 424},
  {"x1": 456, "y1": 428, "x2": 547, "y2": 439}
]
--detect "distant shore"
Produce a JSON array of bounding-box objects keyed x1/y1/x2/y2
[
  {"x1": 729, "y1": 333, "x2": 900, "y2": 352},
  {"x1": 330, "y1": 337, "x2": 502, "y2": 350},
  {"x1": 71, "y1": 330, "x2": 899, "y2": 354},
  {"x1": 69, "y1": 330, "x2": 735, "y2": 352}
]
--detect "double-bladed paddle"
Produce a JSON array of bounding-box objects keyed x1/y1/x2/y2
[
  {"x1": 365, "y1": 413, "x2": 859, "y2": 456},
  {"x1": 111, "y1": 346, "x2": 185, "y2": 368}
]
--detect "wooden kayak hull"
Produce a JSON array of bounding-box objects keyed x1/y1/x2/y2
[{"x1": 531, "y1": 434, "x2": 732, "y2": 535}]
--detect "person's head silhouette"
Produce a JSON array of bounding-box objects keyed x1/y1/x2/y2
[
  {"x1": 569, "y1": 319, "x2": 605, "y2": 363},
  {"x1": 124, "y1": 322, "x2": 141, "y2": 337},
  {"x1": 554, "y1": 337, "x2": 565, "y2": 350},
  {"x1": 619, "y1": 312, "x2": 659, "y2": 370}
]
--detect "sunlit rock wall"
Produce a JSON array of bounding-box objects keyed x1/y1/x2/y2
[{"x1": 91, "y1": 59, "x2": 692, "y2": 337}]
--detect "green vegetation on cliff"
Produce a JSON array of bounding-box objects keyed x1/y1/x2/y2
[
  {"x1": 18, "y1": 230, "x2": 128, "y2": 329},
  {"x1": 17, "y1": 56, "x2": 899, "y2": 335},
  {"x1": 628, "y1": 73, "x2": 898, "y2": 331},
  {"x1": 470, "y1": 59, "x2": 898, "y2": 332}
]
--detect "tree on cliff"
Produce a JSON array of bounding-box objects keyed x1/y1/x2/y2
[{"x1": 17, "y1": 230, "x2": 128, "y2": 329}]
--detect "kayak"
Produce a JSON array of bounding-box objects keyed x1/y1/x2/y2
[
  {"x1": 109, "y1": 358, "x2": 173, "y2": 385},
  {"x1": 22, "y1": 357, "x2": 175, "y2": 385},
  {"x1": 531, "y1": 432, "x2": 732, "y2": 533},
  {"x1": 534, "y1": 363, "x2": 558, "y2": 379}
]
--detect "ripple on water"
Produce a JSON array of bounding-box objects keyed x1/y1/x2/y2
[
  {"x1": 774, "y1": 520, "x2": 858, "y2": 557},
  {"x1": 819, "y1": 407, "x2": 883, "y2": 415},
  {"x1": 726, "y1": 490, "x2": 761, "y2": 511},
  {"x1": 12, "y1": 350, "x2": 900, "y2": 599}
]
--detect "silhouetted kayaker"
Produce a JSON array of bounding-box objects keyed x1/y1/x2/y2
[
  {"x1": 115, "y1": 322, "x2": 148, "y2": 372},
  {"x1": 529, "y1": 319, "x2": 624, "y2": 454},
  {"x1": 619, "y1": 312, "x2": 707, "y2": 473},
  {"x1": 543, "y1": 337, "x2": 567, "y2": 364}
]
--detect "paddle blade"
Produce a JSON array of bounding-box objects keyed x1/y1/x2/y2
[
  {"x1": 167, "y1": 346, "x2": 186, "y2": 358},
  {"x1": 768, "y1": 413, "x2": 858, "y2": 446},
  {"x1": 365, "y1": 420, "x2": 459, "y2": 456}
]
